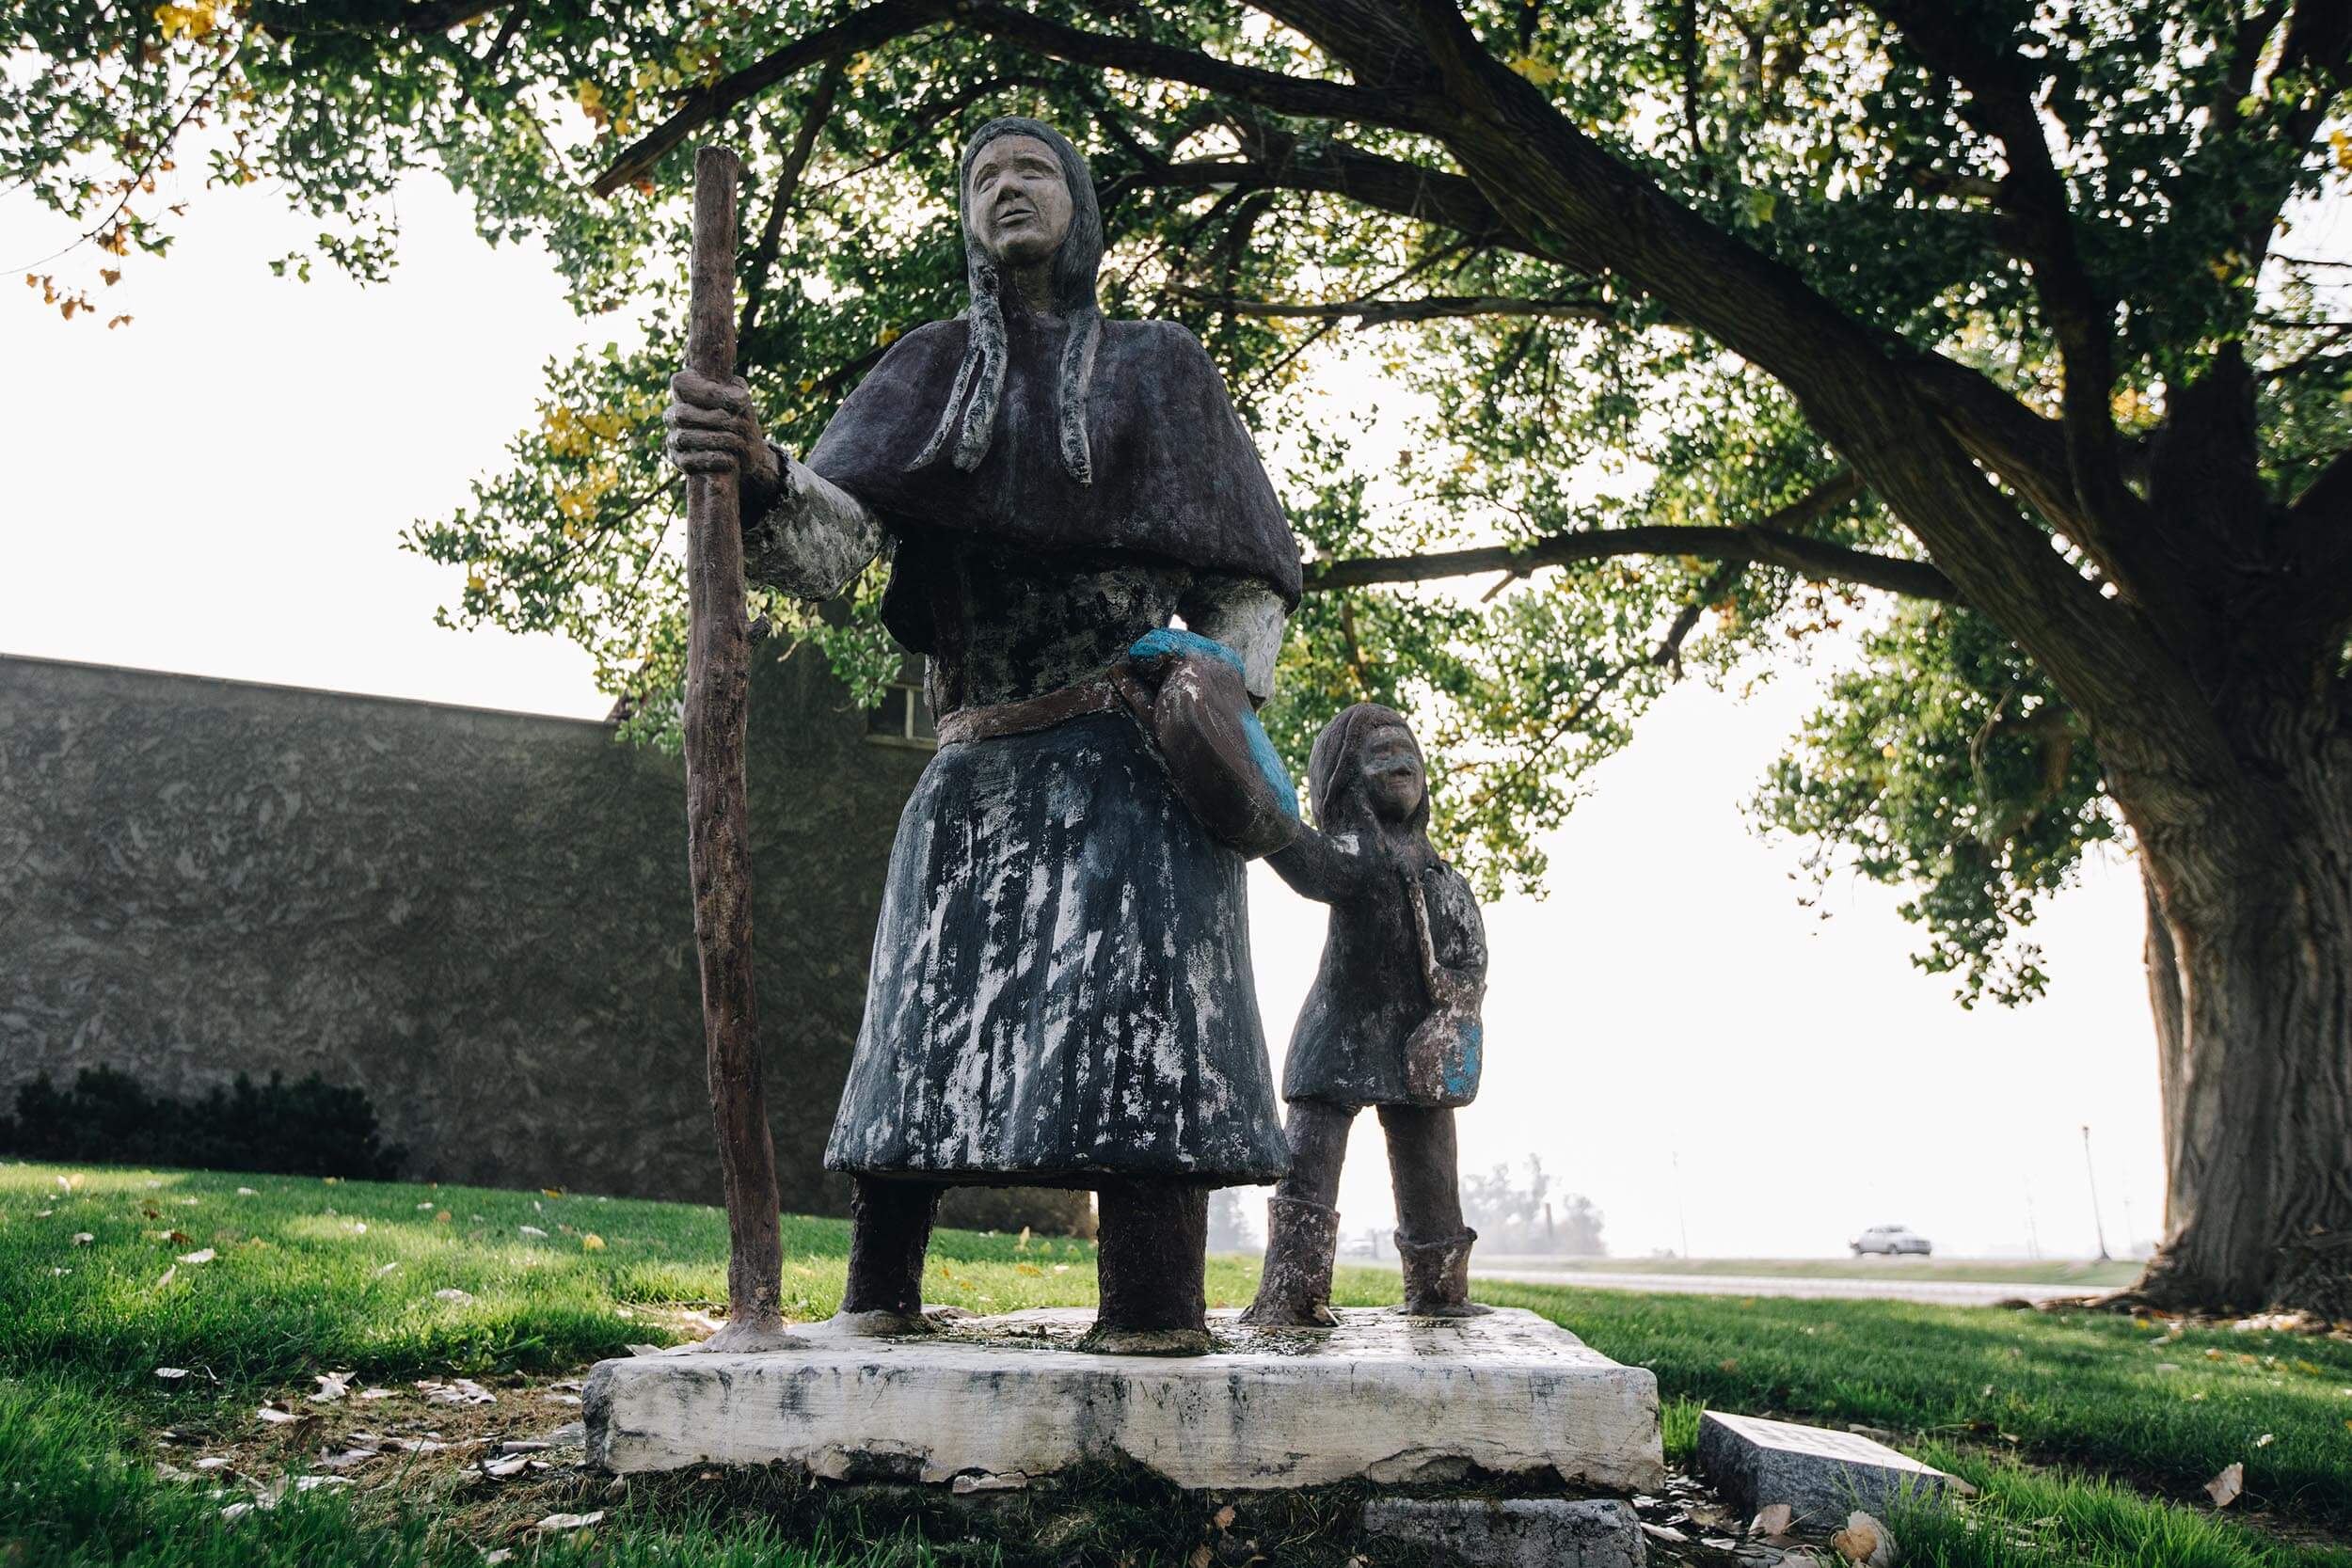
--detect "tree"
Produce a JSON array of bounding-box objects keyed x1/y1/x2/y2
[
  {"x1": 1459, "y1": 1154, "x2": 1606, "y2": 1255},
  {"x1": 9, "y1": 2, "x2": 2347, "y2": 1315}
]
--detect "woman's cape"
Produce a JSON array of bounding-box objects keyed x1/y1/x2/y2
[{"x1": 805, "y1": 311, "x2": 1301, "y2": 651}]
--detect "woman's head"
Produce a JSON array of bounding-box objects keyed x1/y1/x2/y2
[
  {"x1": 1308, "y1": 704, "x2": 1429, "y2": 836},
  {"x1": 911, "y1": 117, "x2": 1105, "y2": 483}
]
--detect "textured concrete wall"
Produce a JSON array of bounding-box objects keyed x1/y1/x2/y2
[{"x1": 0, "y1": 652, "x2": 1084, "y2": 1232}]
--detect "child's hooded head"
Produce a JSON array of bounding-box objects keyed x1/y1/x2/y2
[{"x1": 1306, "y1": 703, "x2": 1430, "y2": 839}]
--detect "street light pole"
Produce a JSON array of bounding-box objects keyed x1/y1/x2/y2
[
  {"x1": 2080, "y1": 1123, "x2": 2111, "y2": 1262},
  {"x1": 1673, "y1": 1149, "x2": 1691, "y2": 1260}
]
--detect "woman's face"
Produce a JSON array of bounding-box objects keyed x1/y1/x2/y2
[
  {"x1": 968, "y1": 135, "x2": 1074, "y2": 271},
  {"x1": 1356, "y1": 723, "x2": 1426, "y2": 824}
]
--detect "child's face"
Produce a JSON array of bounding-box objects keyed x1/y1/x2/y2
[{"x1": 1357, "y1": 724, "x2": 1426, "y2": 823}]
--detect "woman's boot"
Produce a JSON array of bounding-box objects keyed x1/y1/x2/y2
[
  {"x1": 832, "y1": 1178, "x2": 940, "y2": 1335},
  {"x1": 1395, "y1": 1227, "x2": 1492, "y2": 1317},
  {"x1": 1239, "y1": 1196, "x2": 1342, "y2": 1327},
  {"x1": 1081, "y1": 1180, "x2": 1213, "y2": 1354}
]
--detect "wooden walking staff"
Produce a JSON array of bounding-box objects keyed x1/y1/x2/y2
[{"x1": 681, "y1": 143, "x2": 798, "y2": 1354}]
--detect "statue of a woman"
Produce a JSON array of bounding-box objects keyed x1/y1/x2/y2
[{"x1": 664, "y1": 118, "x2": 1297, "y2": 1354}]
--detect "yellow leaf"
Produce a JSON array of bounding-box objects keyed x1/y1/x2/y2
[
  {"x1": 465, "y1": 569, "x2": 486, "y2": 593},
  {"x1": 434, "y1": 1210, "x2": 452, "y2": 1225},
  {"x1": 582, "y1": 1233, "x2": 607, "y2": 1252},
  {"x1": 2332, "y1": 129, "x2": 2351, "y2": 173},
  {"x1": 1507, "y1": 54, "x2": 1561, "y2": 85},
  {"x1": 1015, "y1": 1262, "x2": 1042, "y2": 1276}
]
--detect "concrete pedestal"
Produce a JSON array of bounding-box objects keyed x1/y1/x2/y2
[{"x1": 584, "y1": 1306, "x2": 1663, "y2": 1495}]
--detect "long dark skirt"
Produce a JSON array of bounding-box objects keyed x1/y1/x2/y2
[{"x1": 825, "y1": 711, "x2": 1289, "y2": 1185}]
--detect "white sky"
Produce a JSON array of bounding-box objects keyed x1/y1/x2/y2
[{"x1": 0, "y1": 166, "x2": 2164, "y2": 1260}]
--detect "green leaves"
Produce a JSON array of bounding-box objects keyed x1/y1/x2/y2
[
  {"x1": 1752, "y1": 606, "x2": 2121, "y2": 1006},
  {"x1": 11, "y1": 0, "x2": 2346, "y2": 999}
]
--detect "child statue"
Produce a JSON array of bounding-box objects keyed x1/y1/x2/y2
[{"x1": 1241, "y1": 704, "x2": 1492, "y2": 1325}]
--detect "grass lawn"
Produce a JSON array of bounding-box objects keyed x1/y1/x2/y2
[
  {"x1": 1475, "y1": 1256, "x2": 2144, "y2": 1288},
  {"x1": 8, "y1": 1160, "x2": 2350, "y2": 1567}
]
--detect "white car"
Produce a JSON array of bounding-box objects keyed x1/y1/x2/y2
[{"x1": 1851, "y1": 1224, "x2": 1932, "y2": 1257}]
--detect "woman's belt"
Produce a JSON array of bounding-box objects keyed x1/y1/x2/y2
[
  {"x1": 934, "y1": 674, "x2": 1127, "y2": 747},
  {"x1": 933, "y1": 640, "x2": 1300, "y2": 861}
]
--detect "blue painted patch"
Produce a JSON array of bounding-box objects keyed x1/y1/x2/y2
[
  {"x1": 1441, "y1": 1022, "x2": 1483, "y2": 1101},
  {"x1": 1127, "y1": 629, "x2": 1298, "y2": 818},
  {"x1": 1128, "y1": 626, "x2": 1244, "y2": 673}
]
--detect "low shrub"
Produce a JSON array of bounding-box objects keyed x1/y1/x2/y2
[{"x1": 0, "y1": 1064, "x2": 404, "y2": 1179}]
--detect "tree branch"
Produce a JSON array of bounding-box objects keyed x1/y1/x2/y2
[
  {"x1": 590, "y1": 2, "x2": 944, "y2": 197},
  {"x1": 1862, "y1": 1, "x2": 2141, "y2": 560},
  {"x1": 1249, "y1": 0, "x2": 2249, "y2": 800},
  {"x1": 1168, "y1": 286, "x2": 1610, "y2": 326},
  {"x1": 739, "y1": 58, "x2": 843, "y2": 345},
  {"x1": 396, "y1": 1, "x2": 511, "y2": 34},
  {"x1": 589, "y1": 0, "x2": 1411, "y2": 198},
  {"x1": 1304, "y1": 471, "x2": 1963, "y2": 604},
  {"x1": 2290, "y1": 451, "x2": 2352, "y2": 637}
]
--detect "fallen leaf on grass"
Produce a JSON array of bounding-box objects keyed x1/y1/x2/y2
[
  {"x1": 255, "y1": 1405, "x2": 306, "y2": 1425},
  {"x1": 536, "y1": 1512, "x2": 604, "y2": 1531},
  {"x1": 237, "y1": 1187, "x2": 258, "y2": 1197},
  {"x1": 2206, "y1": 1462, "x2": 2244, "y2": 1507},
  {"x1": 375, "y1": 1263, "x2": 399, "y2": 1276},
  {"x1": 581, "y1": 1233, "x2": 606, "y2": 1252},
  {"x1": 519, "y1": 1226, "x2": 548, "y2": 1237},
  {"x1": 434, "y1": 1288, "x2": 475, "y2": 1305},
  {"x1": 484, "y1": 1553, "x2": 515, "y2": 1565},
  {"x1": 359, "y1": 1387, "x2": 396, "y2": 1400},
  {"x1": 72, "y1": 1232, "x2": 93, "y2": 1245},
  {"x1": 418, "y1": 1201, "x2": 436, "y2": 1211},
  {"x1": 310, "y1": 1371, "x2": 354, "y2": 1403},
  {"x1": 155, "y1": 1368, "x2": 190, "y2": 1382},
  {"x1": 194, "y1": 1456, "x2": 231, "y2": 1470},
  {"x1": 1750, "y1": 1503, "x2": 1793, "y2": 1535},
  {"x1": 314, "y1": 1448, "x2": 380, "y2": 1471},
  {"x1": 2254, "y1": 1433, "x2": 2274, "y2": 1448},
  {"x1": 417, "y1": 1378, "x2": 496, "y2": 1405},
  {"x1": 155, "y1": 1265, "x2": 177, "y2": 1290},
  {"x1": 177, "y1": 1247, "x2": 215, "y2": 1264},
  {"x1": 1830, "y1": 1511, "x2": 1898, "y2": 1566}
]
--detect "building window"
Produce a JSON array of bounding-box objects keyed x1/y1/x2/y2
[{"x1": 866, "y1": 682, "x2": 938, "y2": 750}]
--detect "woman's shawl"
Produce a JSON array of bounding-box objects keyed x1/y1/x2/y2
[{"x1": 805, "y1": 309, "x2": 1302, "y2": 619}]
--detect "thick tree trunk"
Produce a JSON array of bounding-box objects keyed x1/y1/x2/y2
[{"x1": 2126, "y1": 694, "x2": 2352, "y2": 1317}]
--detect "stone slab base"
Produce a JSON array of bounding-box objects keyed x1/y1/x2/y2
[
  {"x1": 1695, "y1": 1410, "x2": 1950, "y2": 1530},
  {"x1": 1360, "y1": 1497, "x2": 1645, "y2": 1568},
  {"x1": 586, "y1": 1307, "x2": 1663, "y2": 1493}
]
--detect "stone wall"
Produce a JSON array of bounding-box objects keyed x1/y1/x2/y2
[{"x1": 0, "y1": 652, "x2": 1086, "y2": 1233}]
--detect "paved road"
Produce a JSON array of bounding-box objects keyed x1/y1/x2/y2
[{"x1": 1468, "y1": 1268, "x2": 2084, "y2": 1307}]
